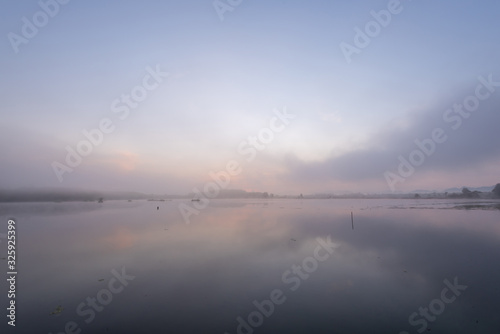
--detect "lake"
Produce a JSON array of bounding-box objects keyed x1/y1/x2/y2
[{"x1": 1, "y1": 198, "x2": 499, "y2": 334}]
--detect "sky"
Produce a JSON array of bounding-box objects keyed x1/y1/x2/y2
[{"x1": 1, "y1": 0, "x2": 499, "y2": 195}]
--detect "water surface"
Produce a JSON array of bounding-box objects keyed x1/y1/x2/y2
[{"x1": 1, "y1": 198, "x2": 499, "y2": 334}]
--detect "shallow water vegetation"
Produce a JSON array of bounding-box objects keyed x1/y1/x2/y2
[{"x1": 452, "y1": 203, "x2": 500, "y2": 210}]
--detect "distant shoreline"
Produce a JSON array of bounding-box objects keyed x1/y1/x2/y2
[
  {"x1": 1, "y1": 193, "x2": 499, "y2": 203},
  {"x1": 1, "y1": 185, "x2": 498, "y2": 203}
]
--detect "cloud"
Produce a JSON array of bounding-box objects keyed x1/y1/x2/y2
[
  {"x1": 282, "y1": 78, "x2": 500, "y2": 190},
  {"x1": 0, "y1": 125, "x2": 190, "y2": 193},
  {"x1": 3, "y1": 75, "x2": 499, "y2": 195}
]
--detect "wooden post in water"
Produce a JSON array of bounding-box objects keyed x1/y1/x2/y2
[{"x1": 351, "y1": 211, "x2": 354, "y2": 230}]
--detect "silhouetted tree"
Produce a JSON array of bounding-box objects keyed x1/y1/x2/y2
[
  {"x1": 462, "y1": 188, "x2": 479, "y2": 198},
  {"x1": 492, "y1": 184, "x2": 500, "y2": 198}
]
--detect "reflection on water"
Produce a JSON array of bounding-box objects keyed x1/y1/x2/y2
[{"x1": 0, "y1": 199, "x2": 499, "y2": 334}]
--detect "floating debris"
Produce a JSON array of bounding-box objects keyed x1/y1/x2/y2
[
  {"x1": 49, "y1": 305, "x2": 63, "y2": 316},
  {"x1": 98, "y1": 279, "x2": 105, "y2": 282}
]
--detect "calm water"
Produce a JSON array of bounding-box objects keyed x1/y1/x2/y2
[{"x1": 1, "y1": 198, "x2": 499, "y2": 334}]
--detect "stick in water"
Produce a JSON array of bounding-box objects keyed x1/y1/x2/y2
[{"x1": 351, "y1": 211, "x2": 354, "y2": 230}]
